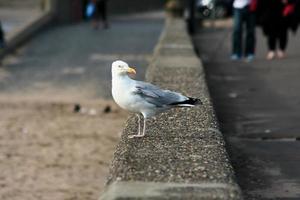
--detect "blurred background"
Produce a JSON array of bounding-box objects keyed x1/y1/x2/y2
[{"x1": 0, "y1": 0, "x2": 239, "y2": 199}]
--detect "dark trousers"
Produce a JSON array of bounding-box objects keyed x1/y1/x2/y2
[
  {"x1": 94, "y1": 1, "x2": 107, "y2": 21},
  {"x1": 232, "y1": 7, "x2": 256, "y2": 56},
  {"x1": 0, "y1": 22, "x2": 4, "y2": 48},
  {"x1": 267, "y1": 28, "x2": 288, "y2": 51}
]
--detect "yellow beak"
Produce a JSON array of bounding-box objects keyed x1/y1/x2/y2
[{"x1": 127, "y1": 67, "x2": 136, "y2": 74}]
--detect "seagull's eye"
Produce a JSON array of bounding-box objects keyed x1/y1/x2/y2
[{"x1": 118, "y1": 65, "x2": 122, "y2": 68}]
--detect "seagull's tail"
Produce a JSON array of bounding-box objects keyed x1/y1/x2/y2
[{"x1": 169, "y1": 97, "x2": 203, "y2": 107}]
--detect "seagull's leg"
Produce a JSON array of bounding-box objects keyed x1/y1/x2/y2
[
  {"x1": 128, "y1": 115, "x2": 146, "y2": 138},
  {"x1": 140, "y1": 117, "x2": 147, "y2": 137},
  {"x1": 137, "y1": 114, "x2": 141, "y2": 135},
  {"x1": 128, "y1": 114, "x2": 142, "y2": 138}
]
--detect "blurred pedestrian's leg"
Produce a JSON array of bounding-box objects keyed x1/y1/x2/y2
[
  {"x1": 91, "y1": 0, "x2": 100, "y2": 29},
  {"x1": 0, "y1": 21, "x2": 5, "y2": 49},
  {"x1": 232, "y1": 9, "x2": 243, "y2": 60},
  {"x1": 277, "y1": 27, "x2": 288, "y2": 58},
  {"x1": 267, "y1": 33, "x2": 276, "y2": 60},
  {"x1": 92, "y1": 0, "x2": 108, "y2": 29},
  {"x1": 245, "y1": 11, "x2": 255, "y2": 61},
  {"x1": 98, "y1": 0, "x2": 109, "y2": 28}
]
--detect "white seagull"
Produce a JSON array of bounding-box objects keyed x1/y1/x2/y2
[{"x1": 111, "y1": 60, "x2": 202, "y2": 138}]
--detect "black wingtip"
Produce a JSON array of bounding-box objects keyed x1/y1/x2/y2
[
  {"x1": 169, "y1": 97, "x2": 203, "y2": 106},
  {"x1": 187, "y1": 97, "x2": 203, "y2": 105}
]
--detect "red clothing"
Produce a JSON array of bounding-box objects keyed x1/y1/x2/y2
[
  {"x1": 256, "y1": 0, "x2": 300, "y2": 34},
  {"x1": 249, "y1": 0, "x2": 257, "y2": 12},
  {"x1": 283, "y1": 4, "x2": 295, "y2": 16}
]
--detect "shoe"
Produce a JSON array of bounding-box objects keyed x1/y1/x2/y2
[
  {"x1": 0, "y1": 41, "x2": 5, "y2": 49},
  {"x1": 230, "y1": 54, "x2": 241, "y2": 61},
  {"x1": 103, "y1": 22, "x2": 109, "y2": 29},
  {"x1": 245, "y1": 54, "x2": 254, "y2": 62},
  {"x1": 277, "y1": 50, "x2": 285, "y2": 59},
  {"x1": 266, "y1": 51, "x2": 275, "y2": 60},
  {"x1": 92, "y1": 24, "x2": 99, "y2": 30}
]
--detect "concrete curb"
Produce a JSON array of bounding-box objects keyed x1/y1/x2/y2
[
  {"x1": 0, "y1": 11, "x2": 54, "y2": 60},
  {"x1": 101, "y1": 182, "x2": 241, "y2": 199},
  {"x1": 100, "y1": 18, "x2": 243, "y2": 200}
]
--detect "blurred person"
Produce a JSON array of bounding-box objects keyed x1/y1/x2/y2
[
  {"x1": 90, "y1": 0, "x2": 109, "y2": 29},
  {"x1": 256, "y1": 0, "x2": 300, "y2": 60},
  {"x1": 231, "y1": 0, "x2": 257, "y2": 61},
  {"x1": 0, "y1": 21, "x2": 5, "y2": 49}
]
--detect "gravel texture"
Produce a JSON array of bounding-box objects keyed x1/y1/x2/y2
[{"x1": 102, "y1": 18, "x2": 242, "y2": 200}]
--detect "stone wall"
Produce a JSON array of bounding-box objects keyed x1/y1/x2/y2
[
  {"x1": 100, "y1": 17, "x2": 243, "y2": 200},
  {"x1": 0, "y1": 0, "x2": 40, "y2": 8}
]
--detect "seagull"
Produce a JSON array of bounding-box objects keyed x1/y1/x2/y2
[{"x1": 111, "y1": 60, "x2": 202, "y2": 138}]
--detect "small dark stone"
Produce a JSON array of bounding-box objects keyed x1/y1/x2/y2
[
  {"x1": 73, "y1": 104, "x2": 81, "y2": 113},
  {"x1": 103, "y1": 105, "x2": 111, "y2": 113}
]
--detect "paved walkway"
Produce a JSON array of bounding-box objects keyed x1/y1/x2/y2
[
  {"x1": 0, "y1": 12, "x2": 164, "y2": 101},
  {"x1": 193, "y1": 19, "x2": 300, "y2": 199}
]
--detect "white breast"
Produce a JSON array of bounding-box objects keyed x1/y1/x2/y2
[
  {"x1": 111, "y1": 76, "x2": 139, "y2": 112},
  {"x1": 113, "y1": 83, "x2": 158, "y2": 116}
]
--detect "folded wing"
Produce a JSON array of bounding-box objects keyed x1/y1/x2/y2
[{"x1": 133, "y1": 81, "x2": 188, "y2": 107}]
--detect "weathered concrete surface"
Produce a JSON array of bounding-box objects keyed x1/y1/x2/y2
[
  {"x1": 193, "y1": 19, "x2": 300, "y2": 199},
  {"x1": 101, "y1": 18, "x2": 242, "y2": 200}
]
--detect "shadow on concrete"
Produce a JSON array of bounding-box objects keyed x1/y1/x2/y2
[{"x1": 193, "y1": 19, "x2": 300, "y2": 199}]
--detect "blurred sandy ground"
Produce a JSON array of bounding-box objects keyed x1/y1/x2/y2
[{"x1": 0, "y1": 98, "x2": 126, "y2": 200}]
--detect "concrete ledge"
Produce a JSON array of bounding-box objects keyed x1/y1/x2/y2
[
  {"x1": 100, "y1": 18, "x2": 243, "y2": 200},
  {"x1": 0, "y1": 11, "x2": 54, "y2": 60},
  {"x1": 101, "y1": 182, "x2": 241, "y2": 199}
]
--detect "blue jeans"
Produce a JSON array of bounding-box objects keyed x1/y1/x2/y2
[{"x1": 232, "y1": 7, "x2": 256, "y2": 57}]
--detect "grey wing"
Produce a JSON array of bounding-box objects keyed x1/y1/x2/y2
[{"x1": 133, "y1": 81, "x2": 188, "y2": 107}]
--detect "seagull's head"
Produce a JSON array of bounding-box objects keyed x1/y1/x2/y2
[{"x1": 112, "y1": 60, "x2": 136, "y2": 76}]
